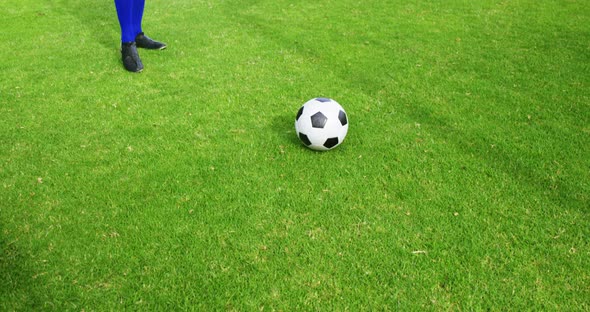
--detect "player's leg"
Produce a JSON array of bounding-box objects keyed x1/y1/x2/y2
[
  {"x1": 132, "y1": 0, "x2": 145, "y2": 37},
  {"x1": 115, "y1": 0, "x2": 136, "y2": 43},
  {"x1": 115, "y1": 0, "x2": 143, "y2": 72},
  {"x1": 133, "y1": 0, "x2": 167, "y2": 50}
]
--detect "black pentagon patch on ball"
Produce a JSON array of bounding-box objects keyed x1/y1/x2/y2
[
  {"x1": 324, "y1": 137, "x2": 339, "y2": 149},
  {"x1": 299, "y1": 133, "x2": 312, "y2": 146},
  {"x1": 338, "y1": 110, "x2": 348, "y2": 126},
  {"x1": 315, "y1": 98, "x2": 331, "y2": 103},
  {"x1": 311, "y1": 112, "x2": 328, "y2": 128},
  {"x1": 296, "y1": 106, "x2": 304, "y2": 121}
]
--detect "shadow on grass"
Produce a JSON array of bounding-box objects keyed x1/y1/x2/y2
[
  {"x1": 0, "y1": 234, "x2": 39, "y2": 309},
  {"x1": 56, "y1": 0, "x2": 118, "y2": 50},
  {"x1": 272, "y1": 113, "x2": 301, "y2": 147}
]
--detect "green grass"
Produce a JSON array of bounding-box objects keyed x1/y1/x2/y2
[{"x1": 1, "y1": 0, "x2": 589, "y2": 310}]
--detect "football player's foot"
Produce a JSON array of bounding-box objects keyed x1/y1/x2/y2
[
  {"x1": 121, "y1": 42, "x2": 143, "y2": 73},
  {"x1": 135, "y1": 32, "x2": 167, "y2": 50}
]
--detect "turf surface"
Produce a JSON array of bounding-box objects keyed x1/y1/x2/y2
[{"x1": 1, "y1": 0, "x2": 589, "y2": 310}]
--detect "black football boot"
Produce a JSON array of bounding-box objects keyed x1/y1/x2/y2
[
  {"x1": 121, "y1": 42, "x2": 144, "y2": 73},
  {"x1": 135, "y1": 32, "x2": 167, "y2": 50}
]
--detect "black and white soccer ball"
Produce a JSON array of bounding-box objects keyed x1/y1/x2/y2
[{"x1": 295, "y1": 98, "x2": 349, "y2": 151}]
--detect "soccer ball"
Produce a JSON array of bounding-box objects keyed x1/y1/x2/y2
[{"x1": 295, "y1": 98, "x2": 349, "y2": 151}]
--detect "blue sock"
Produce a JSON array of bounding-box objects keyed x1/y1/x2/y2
[
  {"x1": 132, "y1": 0, "x2": 145, "y2": 37},
  {"x1": 114, "y1": 0, "x2": 144, "y2": 43}
]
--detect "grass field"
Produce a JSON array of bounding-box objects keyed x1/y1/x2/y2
[{"x1": 1, "y1": 0, "x2": 589, "y2": 310}]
